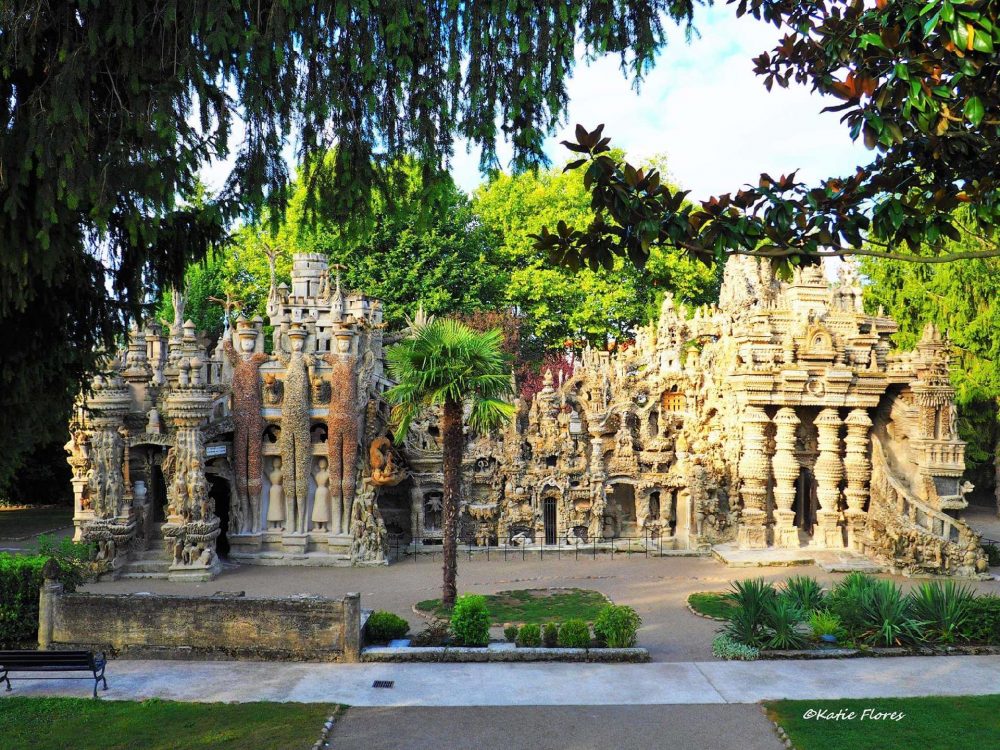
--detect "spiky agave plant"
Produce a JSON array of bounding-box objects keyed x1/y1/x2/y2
[
  {"x1": 386, "y1": 318, "x2": 514, "y2": 607},
  {"x1": 723, "y1": 579, "x2": 778, "y2": 648},
  {"x1": 780, "y1": 575, "x2": 826, "y2": 613},
  {"x1": 862, "y1": 579, "x2": 925, "y2": 647},
  {"x1": 908, "y1": 580, "x2": 975, "y2": 644}
]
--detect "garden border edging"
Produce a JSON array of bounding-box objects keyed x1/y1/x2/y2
[{"x1": 362, "y1": 646, "x2": 649, "y2": 663}]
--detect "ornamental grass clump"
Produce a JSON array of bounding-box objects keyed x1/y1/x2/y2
[
  {"x1": 450, "y1": 594, "x2": 491, "y2": 647},
  {"x1": 808, "y1": 610, "x2": 846, "y2": 642},
  {"x1": 907, "y1": 580, "x2": 975, "y2": 645},
  {"x1": 542, "y1": 622, "x2": 559, "y2": 648},
  {"x1": 763, "y1": 597, "x2": 808, "y2": 650},
  {"x1": 557, "y1": 619, "x2": 591, "y2": 649},
  {"x1": 827, "y1": 572, "x2": 879, "y2": 641},
  {"x1": 593, "y1": 604, "x2": 641, "y2": 648}
]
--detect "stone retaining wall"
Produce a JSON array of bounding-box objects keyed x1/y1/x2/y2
[{"x1": 37, "y1": 578, "x2": 361, "y2": 662}]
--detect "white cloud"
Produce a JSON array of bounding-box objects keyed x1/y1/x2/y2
[{"x1": 453, "y1": 6, "x2": 871, "y2": 201}]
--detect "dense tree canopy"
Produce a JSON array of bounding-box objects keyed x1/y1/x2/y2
[
  {"x1": 862, "y1": 220, "x2": 1000, "y2": 505},
  {"x1": 537, "y1": 1, "x2": 1000, "y2": 274},
  {"x1": 0, "y1": 0, "x2": 687, "y2": 491},
  {"x1": 473, "y1": 154, "x2": 719, "y2": 348}
]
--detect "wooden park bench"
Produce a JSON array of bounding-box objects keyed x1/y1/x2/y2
[{"x1": 0, "y1": 650, "x2": 108, "y2": 698}]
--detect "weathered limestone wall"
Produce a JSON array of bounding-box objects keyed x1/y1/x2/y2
[{"x1": 40, "y1": 586, "x2": 361, "y2": 662}]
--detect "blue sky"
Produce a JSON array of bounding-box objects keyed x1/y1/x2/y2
[{"x1": 451, "y1": 5, "x2": 871, "y2": 200}]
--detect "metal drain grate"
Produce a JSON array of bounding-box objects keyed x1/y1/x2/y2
[{"x1": 372, "y1": 680, "x2": 394, "y2": 689}]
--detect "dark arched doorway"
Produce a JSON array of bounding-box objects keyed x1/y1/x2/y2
[
  {"x1": 542, "y1": 497, "x2": 557, "y2": 545},
  {"x1": 208, "y1": 476, "x2": 232, "y2": 557}
]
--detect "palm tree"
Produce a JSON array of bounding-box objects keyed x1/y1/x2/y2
[{"x1": 386, "y1": 318, "x2": 514, "y2": 607}]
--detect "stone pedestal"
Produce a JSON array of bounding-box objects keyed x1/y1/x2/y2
[{"x1": 282, "y1": 532, "x2": 309, "y2": 558}]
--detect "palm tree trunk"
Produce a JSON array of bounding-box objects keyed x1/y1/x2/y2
[{"x1": 441, "y1": 397, "x2": 463, "y2": 608}]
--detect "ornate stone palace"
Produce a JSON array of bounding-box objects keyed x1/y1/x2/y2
[{"x1": 65, "y1": 253, "x2": 988, "y2": 579}]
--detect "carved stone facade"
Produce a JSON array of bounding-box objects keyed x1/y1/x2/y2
[{"x1": 68, "y1": 254, "x2": 988, "y2": 578}]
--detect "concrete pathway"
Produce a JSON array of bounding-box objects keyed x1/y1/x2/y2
[
  {"x1": 3, "y1": 656, "x2": 999, "y2": 706},
  {"x1": 328, "y1": 705, "x2": 784, "y2": 750}
]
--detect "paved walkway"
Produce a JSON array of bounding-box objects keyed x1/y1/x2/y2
[
  {"x1": 328, "y1": 705, "x2": 784, "y2": 750},
  {"x1": 3, "y1": 656, "x2": 999, "y2": 706}
]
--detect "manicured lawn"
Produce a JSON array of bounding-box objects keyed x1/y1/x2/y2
[
  {"x1": 416, "y1": 588, "x2": 610, "y2": 624},
  {"x1": 766, "y1": 695, "x2": 1000, "y2": 750},
  {"x1": 687, "y1": 592, "x2": 733, "y2": 620},
  {"x1": 0, "y1": 506, "x2": 73, "y2": 540},
  {"x1": 0, "y1": 697, "x2": 341, "y2": 750}
]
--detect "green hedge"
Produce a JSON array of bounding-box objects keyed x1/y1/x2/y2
[{"x1": 0, "y1": 537, "x2": 93, "y2": 649}]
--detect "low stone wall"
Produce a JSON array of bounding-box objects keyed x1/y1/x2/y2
[
  {"x1": 362, "y1": 646, "x2": 650, "y2": 663},
  {"x1": 37, "y1": 578, "x2": 361, "y2": 662}
]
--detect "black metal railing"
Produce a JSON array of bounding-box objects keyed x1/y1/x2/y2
[{"x1": 385, "y1": 529, "x2": 681, "y2": 563}]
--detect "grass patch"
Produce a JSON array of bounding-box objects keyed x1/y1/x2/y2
[
  {"x1": 687, "y1": 592, "x2": 734, "y2": 620},
  {"x1": 766, "y1": 695, "x2": 1000, "y2": 750},
  {"x1": 416, "y1": 588, "x2": 609, "y2": 625},
  {"x1": 0, "y1": 506, "x2": 73, "y2": 540},
  {"x1": 0, "y1": 697, "x2": 341, "y2": 750}
]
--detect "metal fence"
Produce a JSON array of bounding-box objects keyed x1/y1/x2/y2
[{"x1": 386, "y1": 530, "x2": 682, "y2": 563}]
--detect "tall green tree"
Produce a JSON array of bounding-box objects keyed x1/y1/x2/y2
[
  {"x1": 862, "y1": 229, "x2": 1000, "y2": 510},
  {"x1": 0, "y1": 0, "x2": 685, "y2": 492},
  {"x1": 386, "y1": 319, "x2": 514, "y2": 606},
  {"x1": 473, "y1": 156, "x2": 720, "y2": 349}
]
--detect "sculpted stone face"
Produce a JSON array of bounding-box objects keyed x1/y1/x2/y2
[
  {"x1": 290, "y1": 334, "x2": 305, "y2": 353},
  {"x1": 336, "y1": 335, "x2": 351, "y2": 354}
]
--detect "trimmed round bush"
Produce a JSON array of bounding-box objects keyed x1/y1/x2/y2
[
  {"x1": 516, "y1": 623, "x2": 542, "y2": 647},
  {"x1": 557, "y1": 619, "x2": 591, "y2": 649},
  {"x1": 365, "y1": 611, "x2": 410, "y2": 644},
  {"x1": 542, "y1": 622, "x2": 559, "y2": 648},
  {"x1": 593, "y1": 604, "x2": 642, "y2": 648},
  {"x1": 450, "y1": 594, "x2": 491, "y2": 647},
  {"x1": 503, "y1": 623, "x2": 519, "y2": 643}
]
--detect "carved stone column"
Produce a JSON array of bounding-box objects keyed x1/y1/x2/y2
[
  {"x1": 737, "y1": 407, "x2": 771, "y2": 549},
  {"x1": 162, "y1": 359, "x2": 221, "y2": 581},
  {"x1": 814, "y1": 408, "x2": 845, "y2": 548},
  {"x1": 79, "y1": 376, "x2": 134, "y2": 573},
  {"x1": 843, "y1": 408, "x2": 873, "y2": 550},
  {"x1": 771, "y1": 407, "x2": 801, "y2": 548}
]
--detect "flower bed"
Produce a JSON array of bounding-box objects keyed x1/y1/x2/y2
[{"x1": 712, "y1": 573, "x2": 1000, "y2": 660}]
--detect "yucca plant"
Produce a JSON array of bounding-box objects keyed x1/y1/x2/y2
[
  {"x1": 386, "y1": 318, "x2": 514, "y2": 607},
  {"x1": 908, "y1": 580, "x2": 975, "y2": 644},
  {"x1": 763, "y1": 597, "x2": 807, "y2": 650},
  {"x1": 723, "y1": 579, "x2": 777, "y2": 648},
  {"x1": 861, "y1": 579, "x2": 924, "y2": 647},
  {"x1": 780, "y1": 575, "x2": 826, "y2": 613},
  {"x1": 828, "y1": 572, "x2": 879, "y2": 640}
]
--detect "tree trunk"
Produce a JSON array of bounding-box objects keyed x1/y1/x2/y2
[{"x1": 440, "y1": 397, "x2": 464, "y2": 608}]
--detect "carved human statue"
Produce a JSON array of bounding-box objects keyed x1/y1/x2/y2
[
  {"x1": 324, "y1": 327, "x2": 360, "y2": 535},
  {"x1": 223, "y1": 322, "x2": 269, "y2": 533},
  {"x1": 276, "y1": 325, "x2": 313, "y2": 533},
  {"x1": 267, "y1": 456, "x2": 285, "y2": 529},
  {"x1": 312, "y1": 457, "x2": 332, "y2": 532}
]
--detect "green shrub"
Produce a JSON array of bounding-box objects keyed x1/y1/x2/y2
[
  {"x1": 0, "y1": 550, "x2": 90, "y2": 649},
  {"x1": 907, "y1": 581, "x2": 975, "y2": 644},
  {"x1": 861, "y1": 579, "x2": 924, "y2": 647},
  {"x1": 712, "y1": 633, "x2": 759, "y2": 661},
  {"x1": 365, "y1": 611, "x2": 410, "y2": 644},
  {"x1": 450, "y1": 594, "x2": 491, "y2": 647},
  {"x1": 828, "y1": 572, "x2": 879, "y2": 640},
  {"x1": 723, "y1": 579, "x2": 777, "y2": 648},
  {"x1": 960, "y1": 595, "x2": 1000, "y2": 644},
  {"x1": 808, "y1": 610, "x2": 846, "y2": 641},
  {"x1": 542, "y1": 622, "x2": 559, "y2": 648},
  {"x1": 557, "y1": 619, "x2": 591, "y2": 649},
  {"x1": 503, "y1": 623, "x2": 519, "y2": 643},
  {"x1": 780, "y1": 576, "x2": 825, "y2": 613},
  {"x1": 763, "y1": 597, "x2": 807, "y2": 650},
  {"x1": 516, "y1": 623, "x2": 542, "y2": 647},
  {"x1": 593, "y1": 604, "x2": 641, "y2": 648}
]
